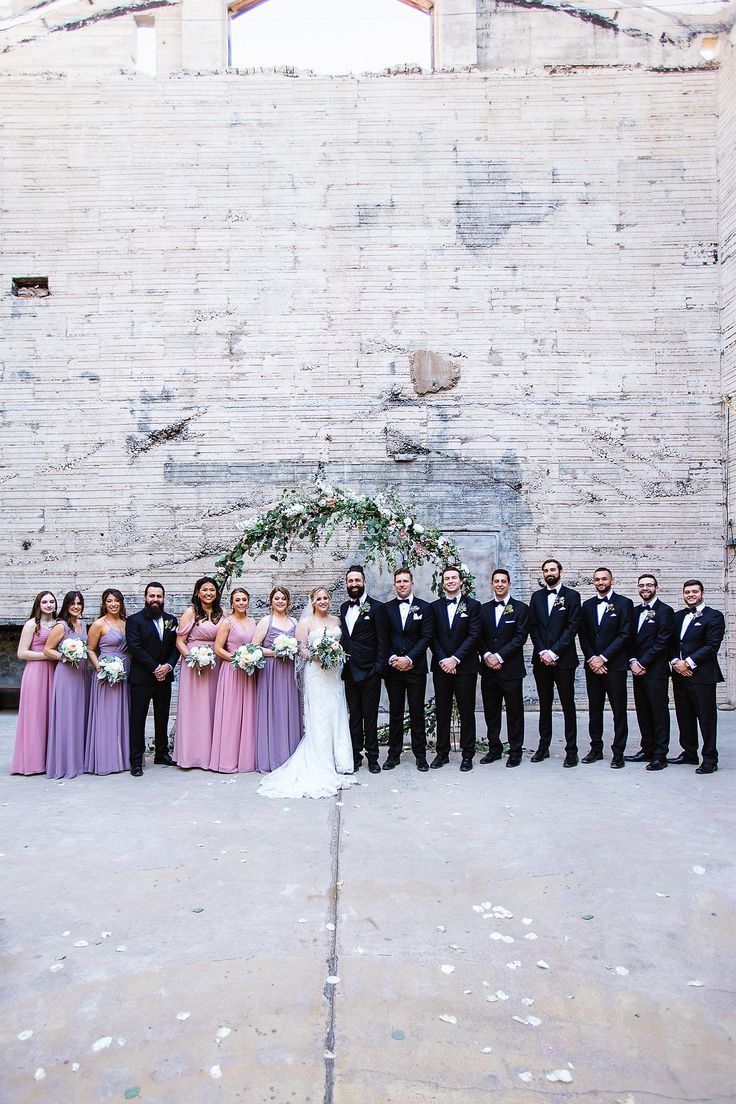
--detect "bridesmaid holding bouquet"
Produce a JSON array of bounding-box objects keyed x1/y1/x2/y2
[
  {"x1": 210, "y1": 587, "x2": 257, "y2": 773},
  {"x1": 45, "y1": 591, "x2": 90, "y2": 779},
  {"x1": 11, "y1": 591, "x2": 58, "y2": 775},
  {"x1": 85, "y1": 589, "x2": 130, "y2": 775},
  {"x1": 253, "y1": 586, "x2": 303, "y2": 772},
  {"x1": 175, "y1": 577, "x2": 223, "y2": 769}
]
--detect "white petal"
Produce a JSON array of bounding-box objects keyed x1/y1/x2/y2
[
  {"x1": 521, "y1": 998, "x2": 535, "y2": 1006},
  {"x1": 472, "y1": 905, "x2": 484, "y2": 913},
  {"x1": 72, "y1": 1063, "x2": 80, "y2": 1071},
  {"x1": 496, "y1": 990, "x2": 510, "y2": 1001},
  {"x1": 692, "y1": 865, "x2": 706, "y2": 875},
  {"x1": 49, "y1": 963, "x2": 64, "y2": 972},
  {"x1": 547, "y1": 1069, "x2": 572, "y2": 1083},
  {"x1": 92, "y1": 1036, "x2": 112, "y2": 1052},
  {"x1": 489, "y1": 932, "x2": 504, "y2": 941},
  {"x1": 34, "y1": 1068, "x2": 46, "y2": 1081},
  {"x1": 176, "y1": 1012, "x2": 191, "y2": 1021},
  {"x1": 209, "y1": 1064, "x2": 222, "y2": 1079},
  {"x1": 216, "y1": 1027, "x2": 231, "y2": 1038},
  {"x1": 18, "y1": 1030, "x2": 33, "y2": 1041},
  {"x1": 481, "y1": 1046, "x2": 493, "y2": 1053},
  {"x1": 518, "y1": 1071, "x2": 533, "y2": 1082},
  {"x1": 326, "y1": 976, "x2": 340, "y2": 985},
  {"x1": 440, "y1": 965, "x2": 455, "y2": 974},
  {"x1": 480, "y1": 901, "x2": 492, "y2": 910},
  {"x1": 486, "y1": 995, "x2": 498, "y2": 1003},
  {"x1": 522, "y1": 917, "x2": 533, "y2": 925},
  {"x1": 436, "y1": 925, "x2": 446, "y2": 933},
  {"x1": 324, "y1": 1050, "x2": 335, "y2": 1059},
  {"x1": 439, "y1": 1014, "x2": 457, "y2": 1024},
  {"x1": 536, "y1": 960, "x2": 550, "y2": 969},
  {"x1": 525, "y1": 933, "x2": 538, "y2": 940},
  {"x1": 527, "y1": 1015, "x2": 542, "y2": 1026},
  {"x1": 655, "y1": 893, "x2": 669, "y2": 898},
  {"x1": 101, "y1": 931, "x2": 112, "y2": 939},
  {"x1": 73, "y1": 940, "x2": 88, "y2": 948},
  {"x1": 687, "y1": 980, "x2": 704, "y2": 987},
  {"x1": 615, "y1": 966, "x2": 629, "y2": 976},
  {"x1": 325, "y1": 923, "x2": 335, "y2": 931}
]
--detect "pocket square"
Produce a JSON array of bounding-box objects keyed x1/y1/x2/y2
[
  {"x1": 459, "y1": 612, "x2": 468, "y2": 618},
  {"x1": 412, "y1": 614, "x2": 423, "y2": 620}
]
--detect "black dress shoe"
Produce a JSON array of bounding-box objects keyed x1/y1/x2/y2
[
  {"x1": 505, "y1": 756, "x2": 521, "y2": 768},
  {"x1": 459, "y1": 757, "x2": 473, "y2": 772},
  {"x1": 695, "y1": 763, "x2": 718, "y2": 774},
  {"x1": 154, "y1": 753, "x2": 175, "y2": 766},
  {"x1": 352, "y1": 759, "x2": 362, "y2": 773},
  {"x1": 368, "y1": 762, "x2": 381, "y2": 775},
  {"x1": 130, "y1": 765, "x2": 143, "y2": 777},
  {"x1": 530, "y1": 749, "x2": 550, "y2": 763},
  {"x1": 667, "y1": 752, "x2": 699, "y2": 765},
  {"x1": 382, "y1": 757, "x2": 400, "y2": 771},
  {"x1": 416, "y1": 758, "x2": 429, "y2": 772},
  {"x1": 624, "y1": 750, "x2": 653, "y2": 763},
  {"x1": 480, "y1": 750, "x2": 503, "y2": 765},
  {"x1": 610, "y1": 757, "x2": 625, "y2": 769},
  {"x1": 430, "y1": 755, "x2": 449, "y2": 769},
  {"x1": 563, "y1": 755, "x2": 579, "y2": 767},
  {"x1": 646, "y1": 758, "x2": 667, "y2": 771},
  {"x1": 582, "y1": 751, "x2": 604, "y2": 764}
]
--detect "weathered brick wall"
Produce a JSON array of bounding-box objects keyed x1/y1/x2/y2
[
  {"x1": 721, "y1": 36, "x2": 736, "y2": 688},
  {"x1": 0, "y1": 67, "x2": 726, "y2": 695}
]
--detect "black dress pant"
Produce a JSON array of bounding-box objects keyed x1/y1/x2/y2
[
  {"x1": 129, "y1": 680, "x2": 172, "y2": 766},
  {"x1": 433, "y1": 669, "x2": 477, "y2": 759},
  {"x1": 533, "y1": 663, "x2": 577, "y2": 755},
  {"x1": 632, "y1": 675, "x2": 670, "y2": 759},
  {"x1": 585, "y1": 668, "x2": 628, "y2": 756},
  {"x1": 672, "y1": 676, "x2": 718, "y2": 767},
  {"x1": 481, "y1": 671, "x2": 524, "y2": 756},
  {"x1": 344, "y1": 672, "x2": 382, "y2": 765},
  {"x1": 385, "y1": 670, "x2": 427, "y2": 760}
]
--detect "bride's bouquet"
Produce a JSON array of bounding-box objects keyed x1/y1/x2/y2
[
  {"x1": 308, "y1": 630, "x2": 348, "y2": 672},
  {"x1": 97, "y1": 655, "x2": 127, "y2": 685},
  {"x1": 58, "y1": 638, "x2": 88, "y2": 668},
  {"x1": 186, "y1": 644, "x2": 216, "y2": 677},
  {"x1": 272, "y1": 634, "x2": 298, "y2": 662},
  {"x1": 231, "y1": 643, "x2": 265, "y2": 676}
]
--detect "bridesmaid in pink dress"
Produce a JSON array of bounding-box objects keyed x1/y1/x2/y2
[
  {"x1": 175, "y1": 577, "x2": 223, "y2": 769},
  {"x1": 85, "y1": 589, "x2": 130, "y2": 775},
  {"x1": 11, "y1": 591, "x2": 58, "y2": 775},
  {"x1": 210, "y1": 587, "x2": 257, "y2": 773}
]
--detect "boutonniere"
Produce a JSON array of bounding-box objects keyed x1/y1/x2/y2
[
  {"x1": 689, "y1": 610, "x2": 702, "y2": 624},
  {"x1": 644, "y1": 610, "x2": 656, "y2": 623},
  {"x1": 504, "y1": 602, "x2": 514, "y2": 616},
  {"x1": 165, "y1": 619, "x2": 177, "y2": 631},
  {"x1": 358, "y1": 600, "x2": 371, "y2": 617},
  {"x1": 456, "y1": 601, "x2": 467, "y2": 618},
  {"x1": 552, "y1": 595, "x2": 565, "y2": 611},
  {"x1": 605, "y1": 602, "x2": 616, "y2": 616},
  {"x1": 409, "y1": 604, "x2": 421, "y2": 616}
]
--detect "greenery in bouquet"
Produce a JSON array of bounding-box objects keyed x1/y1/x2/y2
[{"x1": 231, "y1": 643, "x2": 266, "y2": 676}]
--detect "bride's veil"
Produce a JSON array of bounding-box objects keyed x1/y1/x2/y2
[{"x1": 293, "y1": 596, "x2": 314, "y2": 695}]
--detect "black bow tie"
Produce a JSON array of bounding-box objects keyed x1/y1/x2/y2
[
  {"x1": 349, "y1": 599, "x2": 361, "y2": 607},
  {"x1": 598, "y1": 597, "x2": 610, "y2": 604},
  {"x1": 493, "y1": 600, "x2": 505, "y2": 608},
  {"x1": 400, "y1": 599, "x2": 411, "y2": 606},
  {"x1": 644, "y1": 605, "x2": 653, "y2": 611},
  {"x1": 547, "y1": 590, "x2": 558, "y2": 597},
  {"x1": 446, "y1": 597, "x2": 458, "y2": 605}
]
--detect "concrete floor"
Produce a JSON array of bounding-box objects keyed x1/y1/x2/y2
[{"x1": 2, "y1": 710, "x2": 735, "y2": 1104}]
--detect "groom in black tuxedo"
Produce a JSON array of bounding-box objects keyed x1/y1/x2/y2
[
  {"x1": 578, "y1": 567, "x2": 634, "y2": 767},
  {"x1": 430, "y1": 566, "x2": 482, "y2": 771},
  {"x1": 125, "y1": 582, "x2": 180, "y2": 776},
  {"x1": 528, "y1": 558, "x2": 581, "y2": 767},
  {"x1": 626, "y1": 573, "x2": 676, "y2": 771},
  {"x1": 478, "y1": 569, "x2": 529, "y2": 768},
  {"x1": 668, "y1": 579, "x2": 725, "y2": 774},
  {"x1": 383, "y1": 566, "x2": 434, "y2": 771},
  {"x1": 340, "y1": 565, "x2": 388, "y2": 775}
]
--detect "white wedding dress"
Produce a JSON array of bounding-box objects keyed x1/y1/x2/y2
[{"x1": 257, "y1": 626, "x2": 356, "y2": 800}]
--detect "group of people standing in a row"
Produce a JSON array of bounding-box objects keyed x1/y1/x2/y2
[{"x1": 10, "y1": 558, "x2": 725, "y2": 788}]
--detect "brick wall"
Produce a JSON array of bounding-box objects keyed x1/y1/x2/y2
[
  {"x1": 0, "y1": 66, "x2": 727, "y2": 694},
  {"x1": 720, "y1": 36, "x2": 736, "y2": 690}
]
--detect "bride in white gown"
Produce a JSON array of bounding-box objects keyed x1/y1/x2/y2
[{"x1": 257, "y1": 586, "x2": 356, "y2": 800}]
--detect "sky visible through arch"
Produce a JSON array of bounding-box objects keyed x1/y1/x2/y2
[{"x1": 230, "y1": 0, "x2": 431, "y2": 74}]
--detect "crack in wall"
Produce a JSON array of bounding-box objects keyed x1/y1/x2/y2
[
  {"x1": 2, "y1": 0, "x2": 175, "y2": 53},
  {"x1": 495, "y1": 0, "x2": 652, "y2": 39},
  {"x1": 322, "y1": 799, "x2": 342, "y2": 1104}
]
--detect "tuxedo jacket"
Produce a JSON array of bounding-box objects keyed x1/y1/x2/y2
[
  {"x1": 630, "y1": 599, "x2": 676, "y2": 679},
  {"x1": 578, "y1": 592, "x2": 634, "y2": 673},
  {"x1": 671, "y1": 606, "x2": 725, "y2": 684},
  {"x1": 528, "y1": 585, "x2": 581, "y2": 669},
  {"x1": 339, "y1": 595, "x2": 388, "y2": 683},
  {"x1": 479, "y1": 597, "x2": 529, "y2": 681},
  {"x1": 383, "y1": 596, "x2": 434, "y2": 676},
  {"x1": 430, "y1": 595, "x2": 482, "y2": 676},
  {"x1": 126, "y1": 608, "x2": 180, "y2": 686}
]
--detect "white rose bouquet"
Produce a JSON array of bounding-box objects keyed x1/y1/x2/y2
[
  {"x1": 308, "y1": 631, "x2": 348, "y2": 671},
  {"x1": 58, "y1": 638, "x2": 88, "y2": 668},
  {"x1": 97, "y1": 655, "x2": 127, "y2": 685},
  {"x1": 186, "y1": 644, "x2": 216, "y2": 677},
  {"x1": 272, "y1": 634, "x2": 298, "y2": 662},
  {"x1": 231, "y1": 643, "x2": 265, "y2": 676}
]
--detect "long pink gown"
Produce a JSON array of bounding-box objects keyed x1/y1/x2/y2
[
  {"x1": 175, "y1": 618, "x2": 221, "y2": 769},
  {"x1": 210, "y1": 618, "x2": 257, "y2": 773},
  {"x1": 11, "y1": 622, "x2": 56, "y2": 775}
]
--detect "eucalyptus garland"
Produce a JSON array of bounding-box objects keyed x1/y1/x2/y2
[{"x1": 214, "y1": 481, "x2": 475, "y2": 595}]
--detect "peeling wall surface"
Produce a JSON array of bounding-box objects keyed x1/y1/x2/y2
[
  {"x1": 720, "y1": 39, "x2": 736, "y2": 687},
  {"x1": 0, "y1": 0, "x2": 734, "y2": 695}
]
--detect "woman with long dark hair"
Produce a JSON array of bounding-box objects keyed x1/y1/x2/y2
[
  {"x1": 85, "y1": 589, "x2": 130, "y2": 775},
  {"x1": 210, "y1": 587, "x2": 258, "y2": 773},
  {"x1": 175, "y1": 577, "x2": 223, "y2": 769},
  {"x1": 11, "y1": 591, "x2": 58, "y2": 775},
  {"x1": 252, "y1": 585, "x2": 303, "y2": 772},
  {"x1": 44, "y1": 591, "x2": 90, "y2": 778}
]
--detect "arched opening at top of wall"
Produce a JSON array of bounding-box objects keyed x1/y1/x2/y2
[{"x1": 228, "y1": 0, "x2": 433, "y2": 74}]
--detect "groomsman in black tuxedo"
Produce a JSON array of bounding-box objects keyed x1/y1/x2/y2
[
  {"x1": 478, "y1": 569, "x2": 529, "y2": 768},
  {"x1": 528, "y1": 559, "x2": 581, "y2": 767},
  {"x1": 383, "y1": 567, "x2": 434, "y2": 772},
  {"x1": 340, "y1": 565, "x2": 388, "y2": 775},
  {"x1": 430, "y1": 566, "x2": 482, "y2": 771},
  {"x1": 578, "y1": 567, "x2": 634, "y2": 767},
  {"x1": 625, "y1": 573, "x2": 676, "y2": 771},
  {"x1": 125, "y1": 582, "x2": 180, "y2": 777},
  {"x1": 668, "y1": 579, "x2": 725, "y2": 774}
]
